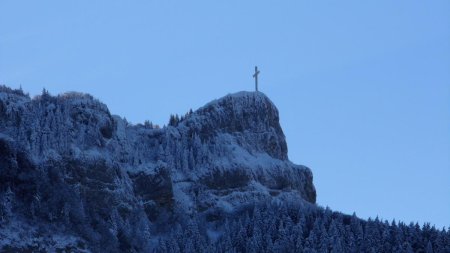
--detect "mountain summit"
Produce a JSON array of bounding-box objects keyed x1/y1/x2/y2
[
  {"x1": 1, "y1": 86, "x2": 447, "y2": 253},
  {"x1": 0, "y1": 86, "x2": 315, "y2": 250}
]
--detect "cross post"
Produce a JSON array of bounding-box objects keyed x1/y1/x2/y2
[{"x1": 253, "y1": 66, "x2": 260, "y2": 92}]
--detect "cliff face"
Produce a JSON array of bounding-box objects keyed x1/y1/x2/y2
[
  {"x1": 190, "y1": 92, "x2": 287, "y2": 160},
  {"x1": 0, "y1": 86, "x2": 315, "y2": 252}
]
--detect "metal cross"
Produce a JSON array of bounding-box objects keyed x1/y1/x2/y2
[{"x1": 253, "y1": 66, "x2": 260, "y2": 92}]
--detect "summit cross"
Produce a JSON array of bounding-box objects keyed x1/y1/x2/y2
[{"x1": 253, "y1": 66, "x2": 260, "y2": 92}]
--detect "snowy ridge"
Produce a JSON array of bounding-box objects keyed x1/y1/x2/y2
[
  {"x1": 0, "y1": 86, "x2": 448, "y2": 252},
  {"x1": 0, "y1": 86, "x2": 315, "y2": 252}
]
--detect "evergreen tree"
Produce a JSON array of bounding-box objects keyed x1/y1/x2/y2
[{"x1": 426, "y1": 240, "x2": 434, "y2": 253}]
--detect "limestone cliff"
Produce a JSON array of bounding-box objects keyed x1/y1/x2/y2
[{"x1": 0, "y1": 86, "x2": 315, "y2": 252}]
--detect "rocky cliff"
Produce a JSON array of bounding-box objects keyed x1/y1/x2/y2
[{"x1": 0, "y1": 86, "x2": 315, "y2": 252}]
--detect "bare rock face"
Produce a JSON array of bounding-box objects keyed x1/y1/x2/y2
[{"x1": 0, "y1": 86, "x2": 316, "y2": 252}]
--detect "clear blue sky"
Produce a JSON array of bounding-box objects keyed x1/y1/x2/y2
[{"x1": 1, "y1": 1, "x2": 449, "y2": 228}]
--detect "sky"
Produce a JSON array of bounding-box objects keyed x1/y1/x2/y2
[{"x1": 1, "y1": 1, "x2": 449, "y2": 228}]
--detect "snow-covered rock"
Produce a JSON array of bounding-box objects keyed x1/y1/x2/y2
[{"x1": 0, "y1": 86, "x2": 316, "y2": 252}]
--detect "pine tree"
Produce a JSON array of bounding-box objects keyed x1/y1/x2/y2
[{"x1": 426, "y1": 240, "x2": 434, "y2": 253}]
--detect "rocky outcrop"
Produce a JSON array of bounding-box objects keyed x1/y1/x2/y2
[
  {"x1": 0, "y1": 86, "x2": 316, "y2": 252},
  {"x1": 187, "y1": 92, "x2": 287, "y2": 160}
]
